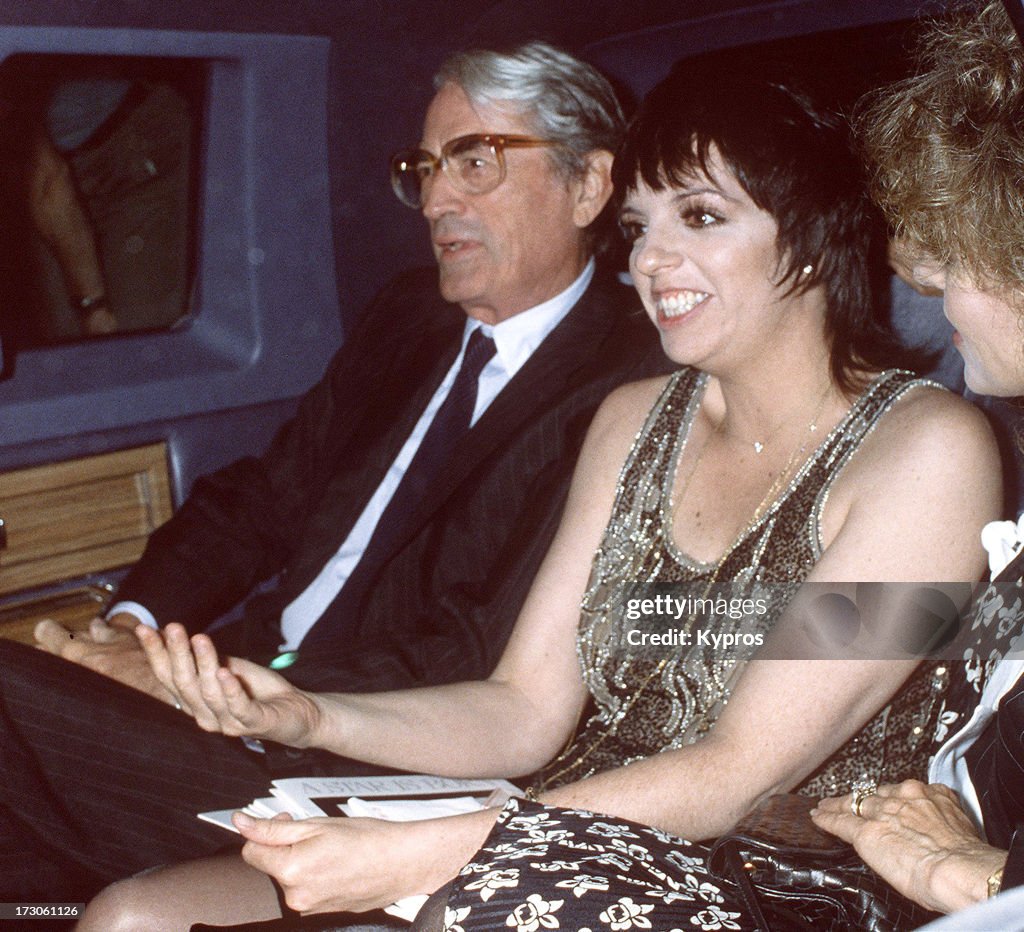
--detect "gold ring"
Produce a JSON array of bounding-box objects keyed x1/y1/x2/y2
[{"x1": 851, "y1": 780, "x2": 877, "y2": 817}]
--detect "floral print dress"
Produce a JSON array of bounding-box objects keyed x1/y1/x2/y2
[
  {"x1": 443, "y1": 798, "x2": 750, "y2": 932},
  {"x1": 932, "y1": 543, "x2": 1024, "y2": 746}
]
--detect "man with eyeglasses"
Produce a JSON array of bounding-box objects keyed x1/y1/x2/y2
[{"x1": 0, "y1": 41, "x2": 661, "y2": 903}]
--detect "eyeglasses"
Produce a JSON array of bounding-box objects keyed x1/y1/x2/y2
[{"x1": 390, "y1": 133, "x2": 558, "y2": 208}]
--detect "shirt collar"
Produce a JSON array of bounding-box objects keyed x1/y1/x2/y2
[{"x1": 464, "y1": 258, "x2": 595, "y2": 379}]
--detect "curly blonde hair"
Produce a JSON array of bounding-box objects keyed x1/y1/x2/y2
[{"x1": 858, "y1": 1, "x2": 1024, "y2": 293}]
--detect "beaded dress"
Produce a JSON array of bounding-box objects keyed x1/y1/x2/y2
[
  {"x1": 441, "y1": 368, "x2": 951, "y2": 932},
  {"x1": 535, "y1": 366, "x2": 947, "y2": 796}
]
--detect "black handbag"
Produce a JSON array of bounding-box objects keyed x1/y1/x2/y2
[{"x1": 707, "y1": 794, "x2": 936, "y2": 931}]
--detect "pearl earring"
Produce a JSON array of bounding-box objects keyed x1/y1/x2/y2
[{"x1": 802, "y1": 263, "x2": 814, "y2": 276}]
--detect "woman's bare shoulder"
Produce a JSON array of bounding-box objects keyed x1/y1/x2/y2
[
  {"x1": 858, "y1": 382, "x2": 998, "y2": 473},
  {"x1": 811, "y1": 381, "x2": 1001, "y2": 582},
  {"x1": 592, "y1": 373, "x2": 676, "y2": 433},
  {"x1": 833, "y1": 380, "x2": 1001, "y2": 517}
]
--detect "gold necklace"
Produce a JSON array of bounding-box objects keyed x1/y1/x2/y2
[
  {"x1": 748, "y1": 361, "x2": 832, "y2": 455},
  {"x1": 677, "y1": 382, "x2": 833, "y2": 557},
  {"x1": 717, "y1": 383, "x2": 833, "y2": 548}
]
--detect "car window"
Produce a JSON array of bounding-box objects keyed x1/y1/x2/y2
[{"x1": 0, "y1": 54, "x2": 202, "y2": 346}]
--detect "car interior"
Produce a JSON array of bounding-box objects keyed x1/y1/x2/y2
[{"x1": 0, "y1": 1, "x2": 1013, "y2": 644}]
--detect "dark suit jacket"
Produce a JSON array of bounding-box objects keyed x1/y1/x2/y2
[
  {"x1": 967, "y1": 670, "x2": 1024, "y2": 889},
  {"x1": 116, "y1": 266, "x2": 664, "y2": 692}
]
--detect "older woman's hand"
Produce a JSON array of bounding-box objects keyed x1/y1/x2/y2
[
  {"x1": 810, "y1": 780, "x2": 1007, "y2": 914},
  {"x1": 135, "y1": 622, "x2": 323, "y2": 747}
]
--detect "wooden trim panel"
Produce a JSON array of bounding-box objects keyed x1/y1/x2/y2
[{"x1": 0, "y1": 443, "x2": 172, "y2": 597}]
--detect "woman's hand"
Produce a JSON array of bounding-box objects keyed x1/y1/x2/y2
[
  {"x1": 135, "y1": 623, "x2": 322, "y2": 747},
  {"x1": 233, "y1": 809, "x2": 495, "y2": 914},
  {"x1": 811, "y1": 780, "x2": 1007, "y2": 914}
]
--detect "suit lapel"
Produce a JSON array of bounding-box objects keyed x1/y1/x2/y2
[
  {"x1": 306, "y1": 295, "x2": 466, "y2": 573},
  {"x1": 381, "y1": 276, "x2": 623, "y2": 557},
  {"x1": 450, "y1": 280, "x2": 619, "y2": 485}
]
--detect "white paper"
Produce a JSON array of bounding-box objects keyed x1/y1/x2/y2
[
  {"x1": 197, "y1": 795, "x2": 302, "y2": 833},
  {"x1": 341, "y1": 794, "x2": 484, "y2": 820},
  {"x1": 197, "y1": 773, "x2": 519, "y2": 921}
]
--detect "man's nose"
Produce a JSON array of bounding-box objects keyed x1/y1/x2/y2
[{"x1": 422, "y1": 167, "x2": 466, "y2": 219}]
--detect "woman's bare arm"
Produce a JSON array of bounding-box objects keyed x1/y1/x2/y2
[
  {"x1": 147, "y1": 385, "x2": 1001, "y2": 913},
  {"x1": 143, "y1": 385, "x2": 998, "y2": 822},
  {"x1": 138, "y1": 379, "x2": 668, "y2": 777}
]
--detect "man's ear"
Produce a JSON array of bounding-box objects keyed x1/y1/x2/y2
[{"x1": 572, "y1": 149, "x2": 615, "y2": 229}]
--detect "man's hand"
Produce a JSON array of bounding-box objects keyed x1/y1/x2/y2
[
  {"x1": 34, "y1": 613, "x2": 178, "y2": 704},
  {"x1": 135, "y1": 622, "x2": 322, "y2": 746},
  {"x1": 811, "y1": 780, "x2": 1007, "y2": 914}
]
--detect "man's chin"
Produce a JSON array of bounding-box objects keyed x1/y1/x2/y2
[{"x1": 437, "y1": 270, "x2": 481, "y2": 307}]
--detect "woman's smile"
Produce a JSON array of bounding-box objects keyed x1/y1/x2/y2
[{"x1": 653, "y1": 289, "x2": 711, "y2": 326}]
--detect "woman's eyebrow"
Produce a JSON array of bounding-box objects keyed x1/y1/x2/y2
[{"x1": 672, "y1": 185, "x2": 735, "y2": 203}]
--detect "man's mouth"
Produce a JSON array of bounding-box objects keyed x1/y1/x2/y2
[
  {"x1": 436, "y1": 238, "x2": 479, "y2": 258},
  {"x1": 433, "y1": 221, "x2": 481, "y2": 256},
  {"x1": 655, "y1": 290, "x2": 710, "y2": 319}
]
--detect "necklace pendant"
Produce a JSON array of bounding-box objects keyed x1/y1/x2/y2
[{"x1": 753, "y1": 441, "x2": 764, "y2": 454}]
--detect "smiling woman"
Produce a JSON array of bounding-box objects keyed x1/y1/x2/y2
[
  {"x1": 620, "y1": 165, "x2": 798, "y2": 381},
  {"x1": 613, "y1": 52, "x2": 908, "y2": 398}
]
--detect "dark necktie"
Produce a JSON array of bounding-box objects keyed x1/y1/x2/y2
[
  {"x1": 334, "y1": 328, "x2": 496, "y2": 601},
  {"x1": 282, "y1": 328, "x2": 497, "y2": 659}
]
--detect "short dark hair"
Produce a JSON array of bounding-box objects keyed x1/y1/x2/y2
[{"x1": 613, "y1": 53, "x2": 908, "y2": 394}]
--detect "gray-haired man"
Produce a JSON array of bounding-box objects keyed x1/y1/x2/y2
[{"x1": 1, "y1": 41, "x2": 660, "y2": 903}]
